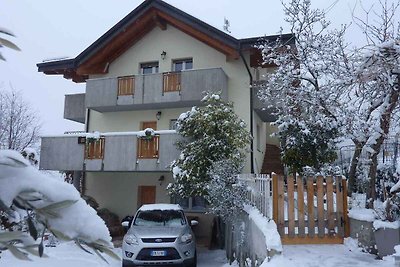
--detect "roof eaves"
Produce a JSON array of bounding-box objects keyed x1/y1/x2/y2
[
  {"x1": 37, "y1": 58, "x2": 76, "y2": 72},
  {"x1": 239, "y1": 33, "x2": 295, "y2": 49}
]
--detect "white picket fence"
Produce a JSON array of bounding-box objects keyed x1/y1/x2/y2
[{"x1": 237, "y1": 174, "x2": 272, "y2": 218}]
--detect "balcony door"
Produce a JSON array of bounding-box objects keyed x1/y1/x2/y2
[
  {"x1": 137, "y1": 186, "x2": 156, "y2": 207},
  {"x1": 141, "y1": 121, "x2": 157, "y2": 130},
  {"x1": 137, "y1": 121, "x2": 159, "y2": 158}
]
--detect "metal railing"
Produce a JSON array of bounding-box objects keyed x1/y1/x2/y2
[
  {"x1": 237, "y1": 174, "x2": 272, "y2": 218},
  {"x1": 336, "y1": 138, "x2": 400, "y2": 176}
]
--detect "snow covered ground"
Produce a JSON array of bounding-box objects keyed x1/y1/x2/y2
[
  {"x1": 1, "y1": 239, "x2": 396, "y2": 267},
  {"x1": 0, "y1": 242, "x2": 236, "y2": 267},
  {"x1": 262, "y1": 238, "x2": 395, "y2": 267}
]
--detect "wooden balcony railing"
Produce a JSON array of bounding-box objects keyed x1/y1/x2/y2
[
  {"x1": 137, "y1": 135, "x2": 160, "y2": 159},
  {"x1": 85, "y1": 138, "x2": 105, "y2": 159},
  {"x1": 163, "y1": 72, "x2": 181, "y2": 93},
  {"x1": 118, "y1": 76, "x2": 135, "y2": 96}
]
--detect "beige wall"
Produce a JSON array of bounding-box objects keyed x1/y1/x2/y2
[
  {"x1": 88, "y1": 108, "x2": 189, "y2": 132},
  {"x1": 85, "y1": 172, "x2": 173, "y2": 219},
  {"x1": 253, "y1": 112, "x2": 267, "y2": 174},
  {"x1": 88, "y1": 24, "x2": 252, "y2": 172}
]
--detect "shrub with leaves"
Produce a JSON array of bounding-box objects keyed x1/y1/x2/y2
[
  {"x1": 168, "y1": 92, "x2": 251, "y2": 198},
  {"x1": 0, "y1": 150, "x2": 118, "y2": 262},
  {"x1": 206, "y1": 159, "x2": 249, "y2": 222}
]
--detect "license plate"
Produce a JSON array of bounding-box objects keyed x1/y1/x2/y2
[{"x1": 150, "y1": 250, "x2": 166, "y2": 257}]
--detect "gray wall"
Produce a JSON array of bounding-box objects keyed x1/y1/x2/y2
[
  {"x1": 86, "y1": 77, "x2": 118, "y2": 108},
  {"x1": 40, "y1": 136, "x2": 85, "y2": 170},
  {"x1": 84, "y1": 68, "x2": 228, "y2": 112},
  {"x1": 64, "y1": 93, "x2": 85, "y2": 123},
  {"x1": 39, "y1": 133, "x2": 181, "y2": 172},
  {"x1": 226, "y1": 211, "x2": 281, "y2": 267}
]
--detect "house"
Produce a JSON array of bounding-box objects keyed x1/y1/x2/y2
[{"x1": 37, "y1": 0, "x2": 291, "y2": 245}]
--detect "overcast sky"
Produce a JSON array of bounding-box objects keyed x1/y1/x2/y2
[{"x1": 0, "y1": 0, "x2": 389, "y2": 135}]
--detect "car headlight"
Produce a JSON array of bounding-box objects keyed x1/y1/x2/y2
[
  {"x1": 180, "y1": 233, "x2": 193, "y2": 244},
  {"x1": 124, "y1": 234, "x2": 139, "y2": 245}
]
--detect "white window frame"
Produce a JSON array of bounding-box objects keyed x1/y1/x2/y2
[
  {"x1": 172, "y1": 58, "x2": 193, "y2": 72},
  {"x1": 140, "y1": 62, "x2": 159, "y2": 74}
]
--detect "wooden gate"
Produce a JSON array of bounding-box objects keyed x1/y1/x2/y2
[{"x1": 272, "y1": 174, "x2": 349, "y2": 244}]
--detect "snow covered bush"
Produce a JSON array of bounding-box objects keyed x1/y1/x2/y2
[
  {"x1": 279, "y1": 120, "x2": 338, "y2": 174},
  {"x1": 206, "y1": 159, "x2": 249, "y2": 222},
  {"x1": 168, "y1": 92, "x2": 251, "y2": 198},
  {"x1": 0, "y1": 150, "x2": 117, "y2": 261}
]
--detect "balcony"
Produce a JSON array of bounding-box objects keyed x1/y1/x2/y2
[
  {"x1": 39, "y1": 131, "x2": 180, "y2": 172},
  {"x1": 64, "y1": 93, "x2": 85, "y2": 123},
  {"x1": 252, "y1": 82, "x2": 277, "y2": 122},
  {"x1": 85, "y1": 68, "x2": 228, "y2": 112}
]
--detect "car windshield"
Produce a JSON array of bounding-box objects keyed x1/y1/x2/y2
[{"x1": 133, "y1": 209, "x2": 186, "y2": 227}]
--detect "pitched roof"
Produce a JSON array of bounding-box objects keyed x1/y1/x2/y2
[{"x1": 37, "y1": 0, "x2": 294, "y2": 82}]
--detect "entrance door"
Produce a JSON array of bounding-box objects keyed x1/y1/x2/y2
[{"x1": 138, "y1": 186, "x2": 156, "y2": 207}]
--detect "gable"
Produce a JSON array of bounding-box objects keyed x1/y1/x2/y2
[
  {"x1": 36, "y1": 0, "x2": 295, "y2": 83},
  {"x1": 96, "y1": 24, "x2": 229, "y2": 79}
]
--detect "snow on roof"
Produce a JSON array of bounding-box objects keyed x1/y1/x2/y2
[{"x1": 139, "y1": 204, "x2": 182, "y2": 211}]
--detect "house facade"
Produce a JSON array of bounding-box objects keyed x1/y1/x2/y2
[{"x1": 37, "y1": 0, "x2": 291, "y2": 244}]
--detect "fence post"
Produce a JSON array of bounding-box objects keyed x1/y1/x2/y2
[
  {"x1": 272, "y1": 174, "x2": 278, "y2": 223},
  {"x1": 342, "y1": 178, "x2": 350, "y2": 237}
]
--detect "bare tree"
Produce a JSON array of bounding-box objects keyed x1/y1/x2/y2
[{"x1": 0, "y1": 89, "x2": 41, "y2": 150}]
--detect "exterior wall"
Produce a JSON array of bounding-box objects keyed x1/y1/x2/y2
[
  {"x1": 266, "y1": 123, "x2": 280, "y2": 147},
  {"x1": 88, "y1": 25, "x2": 251, "y2": 172},
  {"x1": 64, "y1": 93, "x2": 85, "y2": 123},
  {"x1": 85, "y1": 172, "x2": 173, "y2": 219},
  {"x1": 253, "y1": 112, "x2": 267, "y2": 174},
  {"x1": 88, "y1": 108, "x2": 189, "y2": 132}
]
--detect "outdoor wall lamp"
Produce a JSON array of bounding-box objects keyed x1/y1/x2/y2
[
  {"x1": 156, "y1": 111, "x2": 162, "y2": 120},
  {"x1": 158, "y1": 175, "x2": 165, "y2": 185},
  {"x1": 161, "y1": 51, "x2": 167, "y2": 60}
]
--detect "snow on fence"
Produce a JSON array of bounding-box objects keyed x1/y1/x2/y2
[{"x1": 237, "y1": 174, "x2": 272, "y2": 218}]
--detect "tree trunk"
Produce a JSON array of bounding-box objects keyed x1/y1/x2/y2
[
  {"x1": 348, "y1": 141, "x2": 364, "y2": 196},
  {"x1": 366, "y1": 87, "x2": 399, "y2": 209}
]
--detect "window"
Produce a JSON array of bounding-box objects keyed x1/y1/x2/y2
[
  {"x1": 118, "y1": 76, "x2": 135, "y2": 96},
  {"x1": 163, "y1": 72, "x2": 181, "y2": 93},
  {"x1": 169, "y1": 119, "x2": 178, "y2": 130},
  {"x1": 133, "y1": 210, "x2": 186, "y2": 226},
  {"x1": 140, "y1": 62, "x2": 159, "y2": 74},
  {"x1": 173, "y1": 196, "x2": 207, "y2": 211},
  {"x1": 137, "y1": 121, "x2": 159, "y2": 159},
  {"x1": 85, "y1": 138, "x2": 105, "y2": 159},
  {"x1": 137, "y1": 135, "x2": 160, "y2": 159},
  {"x1": 173, "y1": 58, "x2": 193, "y2": 72}
]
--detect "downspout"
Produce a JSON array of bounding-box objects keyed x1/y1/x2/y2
[
  {"x1": 81, "y1": 108, "x2": 91, "y2": 195},
  {"x1": 238, "y1": 43, "x2": 254, "y2": 174}
]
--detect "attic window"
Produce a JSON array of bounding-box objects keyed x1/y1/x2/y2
[
  {"x1": 173, "y1": 58, "x2": 193, "y2": 71},
  {"x1": 141, "y1": 62, "x2": 159, "y2": 74}
]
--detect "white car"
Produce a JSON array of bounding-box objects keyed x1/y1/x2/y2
[{"x1": 122, "y1": 204, "x2": 197, "y2": 267}]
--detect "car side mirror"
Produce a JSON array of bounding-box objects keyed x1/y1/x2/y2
[
  {"x1": 121, "y1": 221, "x2": 129, "y2": 227},
  {"x1": 190, "y1": 220, "x2": 199, "y2": 226}
]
